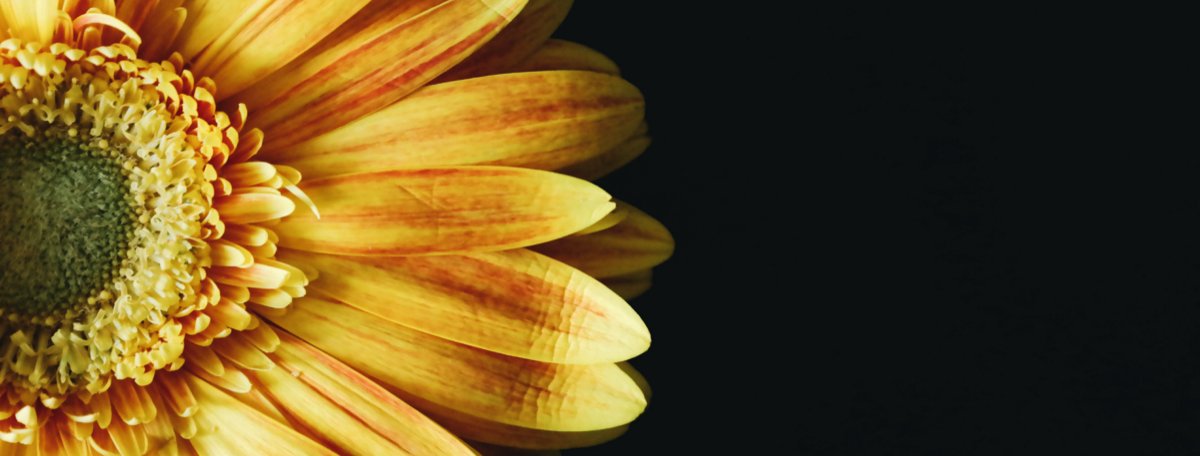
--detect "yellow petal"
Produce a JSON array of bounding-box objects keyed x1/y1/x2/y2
[
  {"x1": 171, "y1": 0, "x2": 256, "y2": 61},
  {"x1": 234, "y1": 0, "x2": 529, "y2": 152},
  {"x1": 616, "y1": 361, "x2": 652, "y2": 403},
  {"x1": 208, "y1": 262, "x2": 290, "y2": 289},
  {"x1": 106, "y1": 419, "x2": 148, "y2": 456},
  {"x1": 207, "y1": 239, "x2": 253, "y2": 268},
  {"x1": 222, "y1": 223, "x2": 270, "y2": 246},
  {"x1": 220, "y1": 0, "x2": 442, "y2": 111},
  {"x1": 572, "y1": 200, "x2": 629, "y2": 236},
  {"x1": 395, "y1": 390, "x2": 628, "y2": 450},
  {"x1": 530, "y1": 201, "x2": 672, "y2": 278},
  {"x1": 211, "y1": 193, "x2": 295, "y2": 224},
  {"x1": 138, "y1": 6, "x2": 187, "y2": 62},
  {"x1": 185, "y1": 360, "x2": 251, "y2": 393},
  {"x1": 277, "y1": 248, "x2": 650, "y2": 364},
  {"x1": 273, "y1": 167, "x2": 614, "y2": 256},
  {"x1": 599, "y1": 269, "x2": 653, "y2": 300},
  {"x1": 250, "y1": 331, "x2": 476, "y2": 456},
  {"x1": 219, "y1": 161, "x2": 277, "y2": 188},
  {"x1": 554, "y1": 124, "x2": 650, "y2": 181},
  {"x1": 189, "y1": 0, "x2": 372, "y2": 99},
  {"x1": 183, "y1": 372, "x2": 338, "y2": 455},
  {"x1": 266, "y1": 295, "x2": 646, "y2": 431},
  {"x1": 505, "y1": 39, "x2": 621, "y2": 76},
  {"x1": 272, "y1": 71, "x2": 644, "y2": 179},
  {"x1": 211, "y1": 334, "x2": 273, "y2": 371},
  {"x1": 432, "y1": 0, "x2": 573, "y2": 84},
  {"x1": 204, "y1": 298, "x2": 253, "y2": 331}
]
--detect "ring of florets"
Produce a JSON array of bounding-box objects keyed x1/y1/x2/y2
[{"x1": 0, "y1": 40, "x2": 227, "y2": 397}]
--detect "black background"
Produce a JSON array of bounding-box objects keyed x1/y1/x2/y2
[
  {"x1": 555, "y1": 3, "x2": 1190, "y2": 455},
  {"x1": 551, "y1": 2, "x2": 754, "y2": 454}
]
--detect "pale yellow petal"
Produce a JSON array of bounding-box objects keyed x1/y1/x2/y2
[
  {"x1": 266, "y1": 295, "x2": 647, "y2": 431},
  {"x1": 183, "y1": 372, "x2": 338, "y2": 455},
  {"x1": 393, "y1": 390, "x2": 628, "y2": 450},
  {"x1": 190, "y1": 0, "x2": 372, "y2": 98},
  {"x1": 250, "y1": 331, "x2": 476, "y2": 456},
  {"x1": 432, "y1": 0, "x2": 573, "y2": 83},
  {"x1": 272, "y1": 71, "x2": 644, "y2": 179},
  {"x1": 273, "y1": 167, "x2": 614, "y2": 256},
  {"x1": 599, "y1": 268, "x2": 654, "y2": 300},
  {"x1": 232, "y1": 0, "x2": 530, "y2": 152},
  {"x1": 505, "y1": 39, "x2": 620, "y2": 76},
  {"x1": 554, "y1": 125, "x2": 650, "y2": 181},
  {"x1": 530, "y1": 201, "x2": 672, "y2": 278},
  {"x1": 277, "y1": 248, "x2": 650, "y2": 364}
]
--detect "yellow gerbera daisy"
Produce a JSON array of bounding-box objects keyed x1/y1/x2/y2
[{"x1": 0, "y1": 0, "x2": 672, "y2": 454}]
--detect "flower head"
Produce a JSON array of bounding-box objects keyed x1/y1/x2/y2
[{"x1": 0, "y1": 0, "x2": 670, "y2": 453}]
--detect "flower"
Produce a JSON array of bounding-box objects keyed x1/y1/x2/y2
[{"x1": 0, "y1": 0, "x2": 672, "y2": 454}]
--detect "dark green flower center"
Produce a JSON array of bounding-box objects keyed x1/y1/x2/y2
[{"x1": 0, "y1": 129, "x2": 136, "y2": 317}]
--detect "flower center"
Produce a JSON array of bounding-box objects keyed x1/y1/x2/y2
[{"x1": 0, "y1": 128, "x2": 136, "y2": 319}]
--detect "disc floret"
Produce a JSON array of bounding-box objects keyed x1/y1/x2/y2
[{"x1": 0, "y1": 40, "x2": 224, "y2": 399}]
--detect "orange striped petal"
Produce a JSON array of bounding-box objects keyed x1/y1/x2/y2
[
  {"x1": 530, "y1": 201, "x2": 672, "y2": 278},
  {"x1": 432, "y1": 0, "x2": 573, "y2": 84},
  {"x1": 249, "y1": 331, "x2": 476, "y2": 456},
  {"x1": 189, "y1": 0, "x2": 372, "y2": 99},
  {"x1": 221, "y1": 0, "x2": 443, "y2": 111},
  {"x1": 555, "y1": 124, "x2": 650, "y2": 181},
  {"x1": 277, "y1": 248, "x2": 650, "y2": 364},
  {"x1": 183, "y1": 372, "x2": 338, "y2": 455},
  {"x1": 234, "y1": 0, "x2": 529, "y2": 153},
  {"x1": 506, "y1": 39, "x2": 621, "y2": 76},
  {"x1": 272, "y1": 71, "x2": 644, "y2": 179},
  {"x1": 273, "y1": 167, "x2": 614, "y2": 256},
  {"x1": 599, "y1": 269, "x2": 654, "y2": 300},
  {"x1": 395, "y1": 391, "x2": 628, "y2": 450},
  {"x1": 266, "y1": 295, "x2": 646, "y2": 431}
]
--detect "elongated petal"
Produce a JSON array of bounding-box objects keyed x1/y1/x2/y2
[
  {"x1": 208, "y1": 262, "x2": 290, "y2": 289},
  {"x1": 554, "y1": 127, "x2": 650, "y2": 181},
  {"x1": 506, "y1": 39, "x2": 620, "y2": 75},
  {"x1": 138, "y1": 4, "x2": 188, "y2": 62},
  {"x1": 572, "y1": 200, "x2": 629, "y2": 236},
  {"x1": 393, "y1": 390, "x2": 628, "y2": 450},
  {"x1": 220, "y1": 0, "x2": 443, "y2": 110},
  {"x1": 267, "y1": 295, "x2": 647, "y2": 431},
  {"x1": 277, "y1": 248, "x2": 649, "y2": 364},
  {"x1": 183, "y1": 372, "x2": 338, "y2": 455},
  {"x1": 272, "y1": 71, "x2": 644, "y2": 179},
  {"x1": 432, "y1": 0, "x2": 572, "y2": 84},
  {"x1": 171, "y1": 0, "x2": 256, "y2": 61},
  {"x1": 235, "y1": 0, "x2": 529, "y2": 152},
  {"x1": 530, "y1": 201, "x2": 672, "y2": 278},
  {"x1": 599, "y1": 269, "x2": 653, "y2": 300},
  {"x1": 273, "y1": 167, "x2": 614, "y2": 256},
  {"x1": 189, "y1": 0, "x2": 372, "y2": 98},
  {"x1": 616, "y1": 362, "x2": 652, "y2": 403},
  {"x1": 211, "y1": 193, "x2": 295, "y2": 224},
  {"x1": 250, "y1": 331, "x2": 476, "y2": 456}
]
